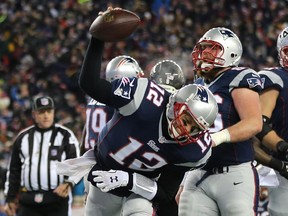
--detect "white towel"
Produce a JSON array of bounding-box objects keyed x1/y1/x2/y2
[
  {"x1": 257, "y1": 165, "x2": 279, "y2": 187},
  {"x1": 56, "y1": 149, "x2": 96, "y2": 184}
]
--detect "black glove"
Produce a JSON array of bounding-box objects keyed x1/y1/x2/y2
[
  {"x1": 276, "y1": 141, "x2": 288, "y2": 160},
  {"x1": 279, "y1": 161, "x2": 288, "y2": 179},
  {"x1": 269, "y1": 157, "x2": 288, "y2": 180}
]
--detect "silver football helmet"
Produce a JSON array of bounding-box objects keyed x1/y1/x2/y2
[
  {"x1": 106, "y1": 55, "x2": 144, "y2": 82},
  {"x1": 277, "y1": 27, "x2": 288, "y2": 68},
  {"x1": 166, "y1": 84, "x2": 218, "y2": 145},
  {"x1": 192, "y1": 27, "x2": 243, "y2": 73},
  {"x1": 150, "y1": 60, "x2": 185, "y2": 93}
]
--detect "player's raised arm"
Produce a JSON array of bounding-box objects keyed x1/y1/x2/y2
[
  {"x1": 79, "y1": 7, "x2": 140, "y2": 106},
  {"x1": 79, "y1": 37, "x2": 112, "y2": 105}
]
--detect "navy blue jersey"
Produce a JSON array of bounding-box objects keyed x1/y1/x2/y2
[
  {"x1": 95, "y1": 77, "x2": 212, "y2": 178},
  {"x1": 195, "y1": 67, "x2": 262, "y2": 168},
  {"x1": 259, "y1": 67, "x2": 288, "y2": 160},
  {"x1": 83, "y1": 97, "x2": 114, "y2": 152}
]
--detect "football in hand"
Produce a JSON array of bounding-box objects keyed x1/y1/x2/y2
[{"x1": 89, "y1": 9, "x2": 140, "y2": 42}]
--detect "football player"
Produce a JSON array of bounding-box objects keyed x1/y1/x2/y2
[
  {"x1": 78, "y1": 7, "x2": 218, "y2": 216},
  {"x1": 81, "y1": 55, "x2": 144, "y2": 202},
  {"x1": 176, "y1": 27, "x2": 262, "y2": 216},
  {"x1": 253, "y1": 26, "x2": 288, "y2": 216},
  {"x1": 92, "y1": 59, "x2": 186, "y2": 216}
]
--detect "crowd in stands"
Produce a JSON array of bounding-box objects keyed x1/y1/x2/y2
[{"x1": 0, "y1": 0, "x2": 288, "y2": 212}]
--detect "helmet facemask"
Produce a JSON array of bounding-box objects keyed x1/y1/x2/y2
[
  {"x1": 192, "y1": 40, "x2": 225, "y2": 73},
  {"x1": 277, "y1": 27, "x2": 288, "y2": 68},
  {"x1": 279, "y1": 46, "x2": 288, "y2": 68},
  {"x1": 167, "y1": 102, "x2": 205, "y2": 146}
]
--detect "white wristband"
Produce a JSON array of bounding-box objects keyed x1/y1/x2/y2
[
  {"x1": 131, "y1": 173, "x2": 157, "y2": 200},
  {"x1": 211, "y1": 129, "x2": 231, "y2": 146}
]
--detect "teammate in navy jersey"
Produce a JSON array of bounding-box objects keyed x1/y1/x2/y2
[
  {"x1": 92, "y1": 59, "x2": 186, "y2": 216},
  {"x1": 81, "y1": 97, "x2": 114, "y2": 154},
  {"x1": 252, "y1": 27, "x2": 288, "y2": 216},
  {"x1": 176, "y1": 27, "x2": 263, "y2": 216},
  {"x1": 78, "y1": 7, "x2": 218, "y2": 216}
]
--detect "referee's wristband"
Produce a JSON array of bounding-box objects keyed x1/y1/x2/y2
[{"x1": 211, "y1": 129, "x2": 231, "y2": 146}]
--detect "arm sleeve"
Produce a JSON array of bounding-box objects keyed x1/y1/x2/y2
[
  {"x1": 79, "y1": 37, "x2": 112, "y2": 105},
  {"x1": 5, "y1": 138, "x2": 22, "y2": 202}
]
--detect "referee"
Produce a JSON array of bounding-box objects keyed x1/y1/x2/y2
[{"x1": 4, "y1": 96, "x2": 80, "y2": 216}]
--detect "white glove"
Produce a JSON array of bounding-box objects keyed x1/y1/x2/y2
[{"x1": 92, "y1": 169, "x2": 129, "y2": 192}]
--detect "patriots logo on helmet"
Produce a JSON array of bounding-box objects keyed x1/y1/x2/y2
[
  {"x1": 219, "y1": 29, "x2": 234, "y2": 40},
  {"x1": 116, "y1": 57, "x2": 136, "y2": 68},
  {"x1": 114, "y1": 77, "x2": 135, "y2": 99},
  {"x1": 247, "y1": 77, "x2": 263, "y2": 88},
  {"x1": 193, "y1": 86, "x2": 208, "y2": 103},
  {"x1": 282, "y1": 29, "x2": 288, "y2": 38}
]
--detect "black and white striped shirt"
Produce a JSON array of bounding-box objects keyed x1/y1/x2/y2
[{"x1": 4, "y1": 123, "x2": 80, "y2": 201}]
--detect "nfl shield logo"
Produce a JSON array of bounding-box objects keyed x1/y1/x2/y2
[
  {"x1": 34, "y1": 193, "x2": 43, "y2": 203},
  {"x1": 40, "y1": 98, "x2": 49, "y2": 106},
  {"x1": 50, "y1": 149, "x2": 58, "y2": 157}
]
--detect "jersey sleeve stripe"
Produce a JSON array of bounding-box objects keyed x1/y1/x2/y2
[{"x1": 119, "y1": 78, "x2": 148, "y2": 116}]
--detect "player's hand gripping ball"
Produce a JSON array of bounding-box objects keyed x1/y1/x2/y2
[{"x1": 89, "y1": 8, "x2": 140, "y2": 42}]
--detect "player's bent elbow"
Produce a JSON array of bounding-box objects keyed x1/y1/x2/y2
[{"x1": 252, "y1": 119, "x2": 263, "y2": 136}]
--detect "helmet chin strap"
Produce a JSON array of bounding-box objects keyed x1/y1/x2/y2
[
  {"x1": 167, "y1": 119, "x2": 180, "y2": 139},
  {"x1": 200, "y1": 62, "x2": 213, "y2": 73}
]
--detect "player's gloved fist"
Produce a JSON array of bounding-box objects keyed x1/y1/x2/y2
[
  {"x1": 92, "y1": 169, "x2": 130, "y2": 192},
  {"x1": 279, "y1": 160, "x2": 288, "y2": 179},
  {"x1": 269, "y1": 157, "x2": 288, "y2": 180},
  {"x1": 276, "y1": 141, "x2": 288, "y2": 160}
]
